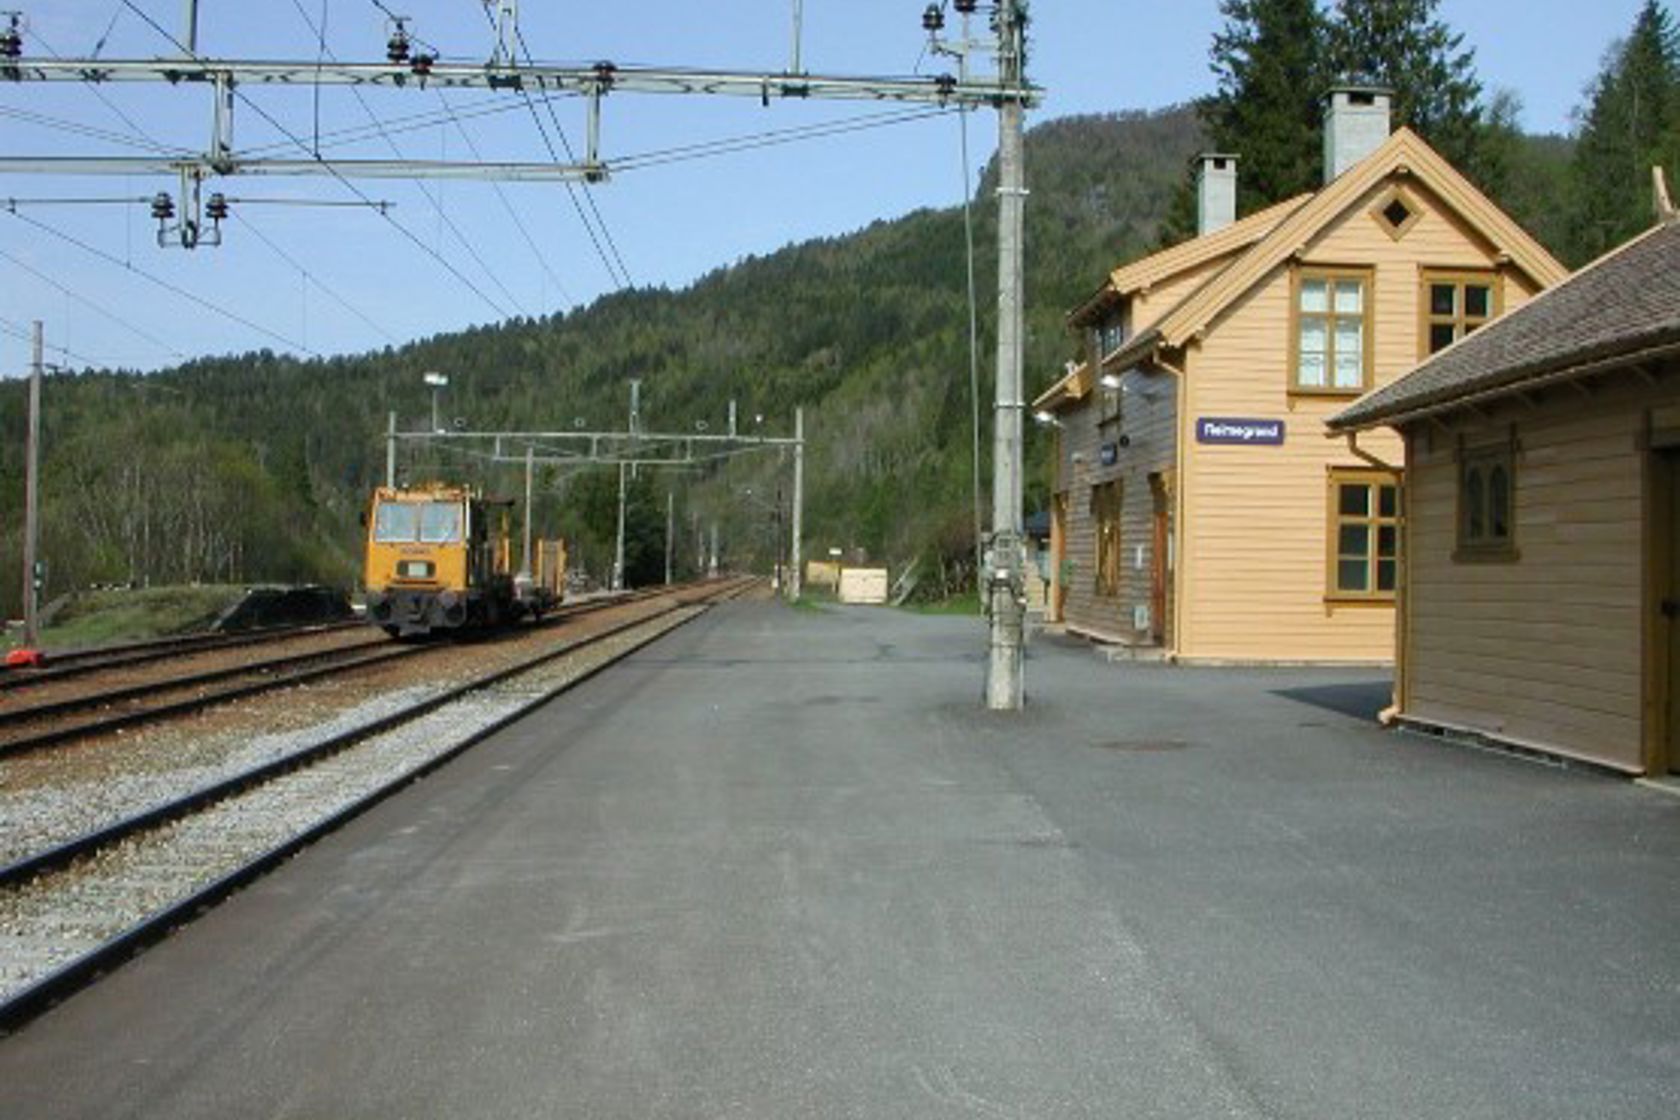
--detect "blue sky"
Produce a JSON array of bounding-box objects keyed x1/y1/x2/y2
[{"x1": 0, "y1": 1, "x2": 1650, "y2": 374}]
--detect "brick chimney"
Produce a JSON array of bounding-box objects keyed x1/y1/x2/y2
[
  {"x1": 1196, "y1": 153, "x2": 1238, "y2": 236},
  {"x1": 1323, "y1": 86, "x2": 1392, "y2": 182}
]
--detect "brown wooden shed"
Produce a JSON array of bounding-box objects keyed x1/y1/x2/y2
[{"x1": 1331, "y1": 219, "x2": 1680, "y2": 775}]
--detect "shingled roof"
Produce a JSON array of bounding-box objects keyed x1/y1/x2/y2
[{"x1": 1331, "y1": 220, "x2": 1680, "y2": 431}]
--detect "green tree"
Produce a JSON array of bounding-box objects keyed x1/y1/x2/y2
[
  {"x1": 1202, "y1": 0, "x2": 1331, "y2": 213},
  {"x1": 1566, "y1": 0, "x2": 1679, "y2": 263},
  {"x1": 1327, "y1": 0, "x2": 1484, "y2": 172}
]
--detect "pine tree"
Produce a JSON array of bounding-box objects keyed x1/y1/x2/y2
[
  {"x1": 1201, "y1": 0, "x2": 1331, "y2": 214},
  {"x1": 1567, "y1": 0, "x2": 1680, "y2": 263},
  {"x1": 1327, "y1": 0, "x2": 1484, "y2": 171}
]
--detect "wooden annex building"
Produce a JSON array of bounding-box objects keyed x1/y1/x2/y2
[
  {"x1": 1331, "y1": 217, "x2": 1680, "y2": 776},
  {"x1": 1033, "y1": 89, "x2": 1566, "y2": 662}
]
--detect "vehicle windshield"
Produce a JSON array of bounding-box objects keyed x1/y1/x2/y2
[
  {"x1": 373, "y1": 501, "x2": 463, "y2": 544},
  {"x1": 419, "y1": 502, "x2": 464, "y2": 543}
]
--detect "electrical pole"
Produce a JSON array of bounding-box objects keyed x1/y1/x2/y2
[
  {"x1": 385, "y1": 411, "x2": 397, "y2": 488},
  {"x1": 613, "y1": 463, "x2": 627, "y2": 592},
  {"x1": 986, "y1": 0, "x2": 1028, "y2": 711},
  {"x1": 521, "y1": 444, "x2": 535, "y2": 579},
  {"x1": 709, "y1": 523, "x2": 719, "y2": 579},
  {"x1": 664, "y1": 490, "x2": 675, "y2": 586},
  {"x1": 22, "y1": 321, "x2": 43, "y2": 648},
  {"x1": 791, "y1": 407, "x2": 804, "y2": 601}
]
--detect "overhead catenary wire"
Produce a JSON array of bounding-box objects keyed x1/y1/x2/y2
[
  {"x1": 117, "y1": 0, "x2": 514, "y2": 322},
  {"x1": 434, "y1": 88, "x2": 575, "y2": 309},
  {"x1": 515, "y1": 27, "x2": 634, "y2": 289},
  {"x1": 0, "y1": 105, "x2": 190, "y2": 156},
  {"x1": 0, "y1": 245, "x2": 188, "y2": 362},
  {"x1": 231, "y1": 212, "x2": 401, "y2": 347},
  {"x1": 286, "y1": 0, "x2": 527, "y2": 318},
  {"x1": 7, "y1": 209, "x2": 318, "y2": 357},
  {"x1": 611, "y1": 105, "x2": 953, "y2": 172},
  {"x1": 20, "y1": 7, "x2": 406, "y2": 354},
  {"x1": 0, "y1": 314, "x2": 114, "y2": 369}
]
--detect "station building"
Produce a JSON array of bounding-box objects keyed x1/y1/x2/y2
[
  {"x1": 1034, "y1": 89, "x2": 1566, "y2": 662},
  {"x1": 1331, "y1": 217, "x2": 1680, "y2": 776}
]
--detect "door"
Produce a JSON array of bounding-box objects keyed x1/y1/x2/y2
[
  {"x1": 1665, "y1": 451, "x2": 1680, "y2": 773},
  {"x1": 1050, "y1": 492, "x2": 1068, "y2": 622},
  {"x1": 1150, "y1": 474, "x2": 1170, "y2": 646}
]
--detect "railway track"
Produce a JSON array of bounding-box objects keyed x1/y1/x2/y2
[
  {"x1": 0, "y1": 620, "x2": 367, "y2": 694},
  {"x1": 0, "y1": 577, "x2": 756, "y2": 1031},
  {"x1": 0, "y1": 589, "x2": 665, "y2": 759}
]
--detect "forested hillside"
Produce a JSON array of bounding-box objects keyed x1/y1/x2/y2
[
  {"x1": 0, "y1": 106, "x2": 1212, "y2": 611},
  {"x1": 0, "y1": 103, "x2": 1577, "y2": 612}
]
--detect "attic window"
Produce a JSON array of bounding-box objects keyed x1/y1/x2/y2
[{"x1": 1371, "y1": 186, "x2": 1423, "y2": 240}]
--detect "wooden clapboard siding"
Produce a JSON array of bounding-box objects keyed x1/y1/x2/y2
[
  {"x1": 1056, "y1": 367, "x2": 1177, "y2": 643},
  {"x1": 1174, "y1": 177, "x2": 1543, "y2": 662},
  {"x1": 1397, "y1": 374, "x2": 1673, "y2": 771}
]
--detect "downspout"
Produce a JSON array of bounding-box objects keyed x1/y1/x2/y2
[
  {"x1": 1342, "y1": 430, "x2": 1404, "y2": 723},
  {"x1": 1155, "y1": 347, "x2": 1189, "y2": 661}
]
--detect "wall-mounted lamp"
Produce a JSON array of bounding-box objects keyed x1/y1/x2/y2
[
  {"x1": 1099, "y1": 372, "x2": 1122, "y2": 390},
  {"x1": 1032, "y1": 409, "x2": 1063, "y2": 428}
]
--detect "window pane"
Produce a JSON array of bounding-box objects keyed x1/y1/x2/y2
[
  {"x1": 1300, "y1": 279, "x2": 1329, "y2": 313},
  {"x1": 1334, "y1": 320, "x2": 1364, "y2": 387},
  {"x1": 1378, "y1": 485, "x2": 1398, "y2": 518},
  {"x1": 1339, "y1": 559, "x2": 1370, "y2": 591},
  {"x1": 1430, "y1": 284, "x2": 1457, "y2": 316},
  {"x1": 1489, "y1": 466, "x2": 1510, "y2": 538},
  {"x1": 1297, "y1": 350, "x2": 1327, "y2": 387},
  {"x1": 419, "y1": 502, "x2": 463, "y2": 544},
  {"x1": 1333, "y1": 280, "x2": 1364, "y2": 314},
  {"x1": 1339, "y1": 484, "x2": 1369, "y2": 517},
  {"x1": 1429, "y1": 323, "x2": 1458, "y2": 353},
  {"x1": 374, "y1": 502, "x2": 420, "y2": 543},
  {"x1": 1465, "y1": 285, "x2": 1491, "y2": 318},
  {"x1": 1378, "y1": 525, "x2": 1398, "y2": 558},
  {"x1": 1300, "y1": 317, "x2": 1327, "y2": 354},
  {"x1": 1339, "y1": 525, "x2": 1370, "y2": 557},
  {"x1": 1377, "y1": 559, "x2": 1397, "y2": 592},
  {"x1": 1466, "y1": 469, "x2": 1485, "y2": 539}
]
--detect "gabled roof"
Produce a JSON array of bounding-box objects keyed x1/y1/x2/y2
[
  {"x1": 1150, "y1": 127, "x2": 1567, "y2": 349},
  {"x1": 1065, "y1": 195, "x2": 1307, "y2": 330},
  {"x1": 1331, "y1": 220, "x2": 1680, "y2": 431},
  {"x1": 1036, "y1": 126, "x2": 1568, "y2": 416},
  {"x1": 1108, "y1": 194, "x2": 1310, "y2": 297}
]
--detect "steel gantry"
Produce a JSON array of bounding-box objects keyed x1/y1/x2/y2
[{"x1": 4, "y1": 0, "x2": 1037, "y2": 709}]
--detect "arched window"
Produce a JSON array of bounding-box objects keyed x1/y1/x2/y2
[
  {"x1": 1488, "y1": 465, "x2": 1510, "y2": 539},
  {"x1": 1465, "y1": 468, "x2": 1485, "y2": 540},
  {"x1": 1459, "y1": 442, "x2": 1517, "y2": 558}
]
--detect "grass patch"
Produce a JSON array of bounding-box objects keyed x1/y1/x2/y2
[
  {"x1": 788, "y1": 593, "x2": 833, "y2": 612},
  {"x1": 11, "y1": 585, "x2": 248, "y2": 651},
  {"x1": 898, "y1": 591, "x2": 983, "y2": 616}
]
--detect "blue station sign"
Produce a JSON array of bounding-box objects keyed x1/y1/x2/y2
[{"x1": 1196, "y1": 417, "x2": 1286, "y2": 446}]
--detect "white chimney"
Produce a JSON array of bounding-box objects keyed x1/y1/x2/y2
[
  {"x1": 1323, "y1": 86, "x2": 1392, "y2": 183},
  {"x1": 1196, "y1": 153, "x2": 1238, "y2": 236}
]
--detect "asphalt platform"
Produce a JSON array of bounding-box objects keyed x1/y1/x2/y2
[{"x1": 3, "y1": 601, "x2": 1678, "y2": 1118}]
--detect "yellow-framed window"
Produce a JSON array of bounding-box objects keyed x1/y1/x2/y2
[
  {"x1": 1327, "y1": 469, "x2": 1401, "y2": 600},
  {"x1": 1091, "y1": 479, "x2": 1122, "y2": 598},
  {"x1": 1293, "y1": 267, "x2": 1373, "y2": 394},
  {"x1": 1422, "y1": 270, "x2": 1500, "y2": 356}
]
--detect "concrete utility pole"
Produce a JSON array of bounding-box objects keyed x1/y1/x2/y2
[
  {"x1": 613, "y1": 463, "x2": 627, "y2": 592},
  {"x1": 385, "y1": 411, "x2": 397, "y2": 488},
  {"x1": 521, "y1": 444, "x2": 535, "y2": 579},
  {"x1": 790, "y1": 407, "x2": 804, "y2": 601},
  {"x1": 709, "y1": 523, "x2": 719, "y2": 578},
  {"x1": 22, "y1": 321, "x2": 43, "y2": 647},
  {"x1": 664, "y1": 490, "x2": 675, "y2": 586},
  {"x1": 986, "y1": 0, "x2": 1028, "y2": 711}
]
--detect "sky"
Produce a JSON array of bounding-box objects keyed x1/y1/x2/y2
[{"x1": 0, "y1": 1, "x2": 1652, "y2": 377}]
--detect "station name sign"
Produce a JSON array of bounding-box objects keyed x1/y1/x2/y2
[{"x1": 1196, "y1": 417, "x2": 1285, "y2": 446}]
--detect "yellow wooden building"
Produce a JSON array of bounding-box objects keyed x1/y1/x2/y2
[
  {"x1": 1034, "y1": 89, "x2": 1566, "y2": 663},
  {"x1": 1332, "y1": 218, "x2": 1680, "y2": 775}
]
